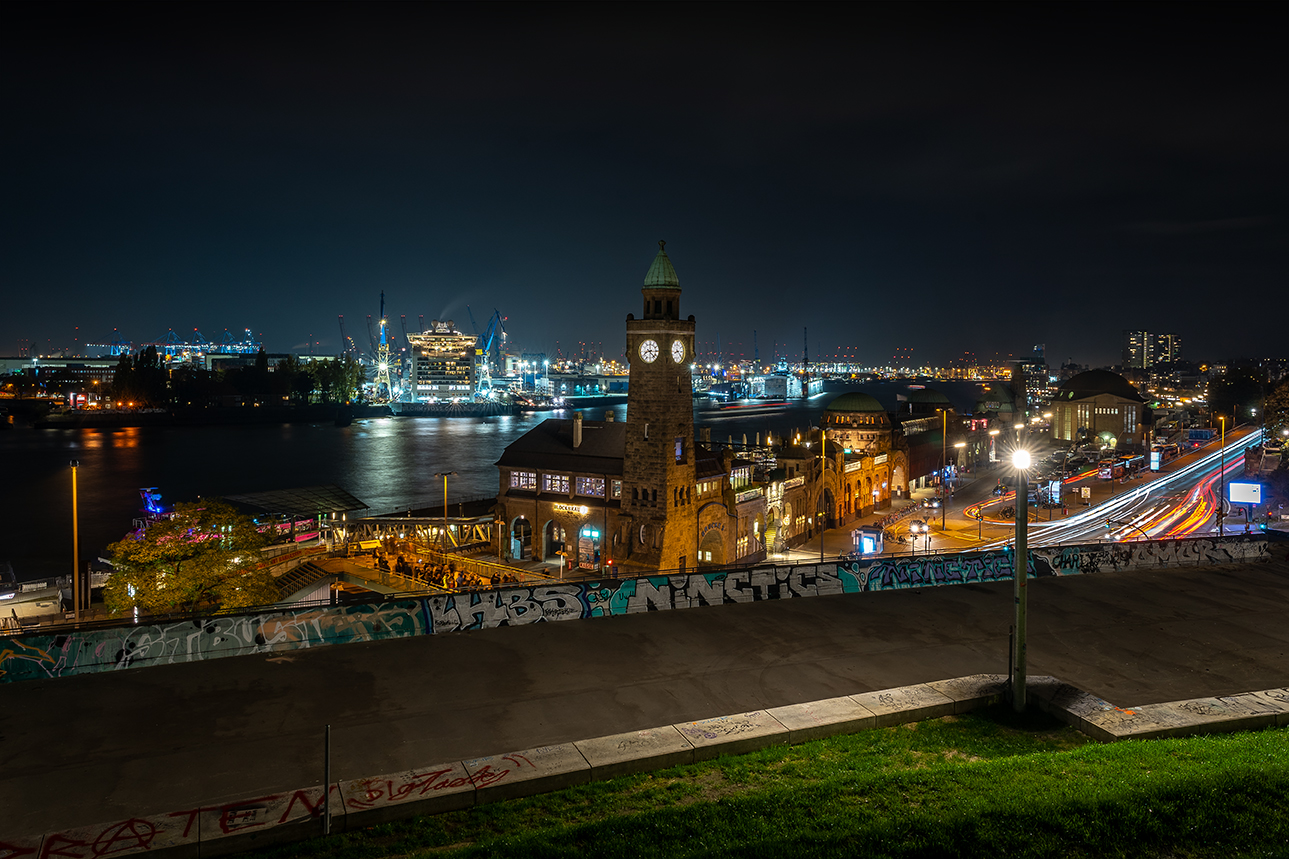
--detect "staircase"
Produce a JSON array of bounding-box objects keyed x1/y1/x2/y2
[{"x1": 273, "y1": 561, "x2": 332, "y2": 601}]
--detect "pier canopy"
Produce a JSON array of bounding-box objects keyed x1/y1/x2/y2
[{"x1": 222, "y1": 484, "x2": 368, "y2": 521}]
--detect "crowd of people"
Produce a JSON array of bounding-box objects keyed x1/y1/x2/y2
[{"x1": 361, "y1": 547, "x2": 524, "y2": 593}]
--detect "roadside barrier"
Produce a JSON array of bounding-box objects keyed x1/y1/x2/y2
[{"x1": 1, "y1": 535, "x2": 1279, "y2": 685}]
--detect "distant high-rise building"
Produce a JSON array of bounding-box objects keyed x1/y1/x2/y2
[
  {"x1": 1153, "y1": 332, "x2": 1182, "y2": 365},
  {"x1": 1122, "y1": 330, "x2": 1181, "y2": 368},
  {"x1": 1122, "y1": 330, "x2": 1150, "y2": 369},
  {"x1": 1011, "y1": 345, "x2": 1050, "y2": 416}
]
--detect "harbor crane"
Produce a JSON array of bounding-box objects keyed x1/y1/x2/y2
[{"x1": 372, "y1": 292, "x2": 393, "y2": 402}]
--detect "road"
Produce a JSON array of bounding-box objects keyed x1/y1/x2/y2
[{"x1": 879, "y1": 427, "x2": 1266, "y2": 555}]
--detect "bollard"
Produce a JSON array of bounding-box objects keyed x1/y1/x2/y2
[{"x1": 324, "y1": 724, "x2": 332, "y2": 836}]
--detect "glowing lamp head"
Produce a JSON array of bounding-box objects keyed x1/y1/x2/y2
[{"x1": 1012, "y1": 449, "x2": 1032, "y2": 470}]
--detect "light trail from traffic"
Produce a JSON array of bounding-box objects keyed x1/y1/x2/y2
[{"x1": 980, "y1": 428, "x2": 1262, "y2": 549}]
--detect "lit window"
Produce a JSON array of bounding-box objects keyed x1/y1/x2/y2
[
  {"x1": 510, "y1": 471, "x2": 536, "y2": 490},
  {"x1": 542, "y1": 473, "x2": 570, "y2": 493},
  {"x1": 577, "y1": 477, "x2": 605, "y2": 497}
]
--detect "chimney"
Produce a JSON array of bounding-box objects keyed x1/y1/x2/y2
[
  {"x1": 573, "y1": 411, "x2": 583, "y2": 448},
  {"x1": 604, "y1": 410, "x2": 614, "y2": 422}
]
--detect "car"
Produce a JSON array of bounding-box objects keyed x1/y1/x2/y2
[{"x1": 925, "y1": 497, "x2": 942, "y2": 509}]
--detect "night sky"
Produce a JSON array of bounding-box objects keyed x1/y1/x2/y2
[{"x1": 3, "y1": 4, "x2": 1285, "y2": 368}]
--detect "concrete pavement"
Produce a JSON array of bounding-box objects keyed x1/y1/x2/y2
[{"x1": 3, "y1": 548, "x2": 1287, "y2": 839}]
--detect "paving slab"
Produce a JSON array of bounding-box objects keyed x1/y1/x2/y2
[
  {"x1": 464, "y1": 744, "x2": 590, "y2": 805},
  {"x1": 1111, "y1": 697, "x2": 1279, "y2": 739},
  {"x1": 673, "y1": 711, "x2": 788, "y2": 761},
  {"x1": 850, "y1": 684, "x2": 955, "y2": 727},
  {"x1": 766, "y1": 696, "x2": 876, "y2": 743},
  {"x1": 32, "y1": 810, "x2": 202, "y2": 859},
  {"x1": 340, "y1": 761, "x2": 474, "y2": 829},
  {"x1": 926, "y1": 674, "x2": 1008, "y2": 713},
  {"x1": 1038, "y1": 683, "x2": 1125, "y2": 740},
  {"x1": 574, "y1": 726, "x2": 695, "y2": 780},
  {"x1": 0, "y1": 835, "x2": 43, "y2": 859},
  {"x1": 1245, "y1": 688, "x2": 1289, "y2": 726},
  {"x1": 199, "y1": 785, "x2": 338, "y2": 857}
]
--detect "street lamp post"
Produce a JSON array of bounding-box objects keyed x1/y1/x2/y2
[
  {"x1": 434, "y1": 471, "x2": 457, "y2": 549},
  {"x1": 1011, "y1": 446, "x2": 1032, "y2": 713},
  {"x1": 820, "y1": 427, "x2": 827, "y2": 564},
  {"x1": 70, "y1": 459, "x2": 80, "y2": 623},
  {"x1": 1218, "y1": 417, "x2": 1226, "y2": 538},
  {"x1": 949, "y1": 440, "x2": 966, "y2": 530},
  {"x1": 938, "y1": 408, "x2": 948, "y2": 529}
]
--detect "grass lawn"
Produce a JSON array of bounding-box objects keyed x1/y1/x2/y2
[{"x1": 246, "y1": 706, "x2": 1288, "y2": 859}]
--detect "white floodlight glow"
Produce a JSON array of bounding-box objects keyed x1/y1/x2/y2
[{"x1": 1012, "y1": 449, "x2": 1032, "y2": 469}]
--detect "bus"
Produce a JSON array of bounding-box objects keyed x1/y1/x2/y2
[
  {"x1": 1099, "y1": 454, "x2": 1145, "y2": 480},
  {"x1": 1186, "y1": 428, "x2": 1217, "y2": 448},
  {"x1": 1150, "y1": 443, "x2": 1180, "y2": 471}
]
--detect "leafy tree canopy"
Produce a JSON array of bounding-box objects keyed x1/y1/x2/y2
[
  {"x1": 1264, "y1": 376, "x2": 1289, "y2": 442},
  {"x1": 103, "y1": 500, "x2": 276, "y2": 615},
  {"x1": 1208, "y1": 365, "x2": 1265, "y2": 426}
]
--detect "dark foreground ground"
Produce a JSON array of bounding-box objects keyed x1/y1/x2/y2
[{"x1": 3, "y1": 555, "x2": 1287, "y2": 838}]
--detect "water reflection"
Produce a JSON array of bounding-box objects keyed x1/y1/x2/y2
[{"x1": 4, "y1": 381, "x2": 992, "y2": 580}]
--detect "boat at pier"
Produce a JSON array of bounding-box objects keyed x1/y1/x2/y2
[{"x1": 389, "y1": 400, "x2": 517, "y2": 417}]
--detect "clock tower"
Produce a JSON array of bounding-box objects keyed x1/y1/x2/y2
[{"x1": 623, "y1": 240, "x2": 697, "y2": 572}]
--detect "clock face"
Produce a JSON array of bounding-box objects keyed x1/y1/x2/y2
[
  {"x1": 639, "y1": 339, "x2": 659, "y2": 363},
  {"x1": 671, "y1": 340, "x2": 685, "y2": 363}
]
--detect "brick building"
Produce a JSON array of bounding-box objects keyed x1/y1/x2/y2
[{"x1": 493, "y1": 243, "x2": 767, "y2": 575}]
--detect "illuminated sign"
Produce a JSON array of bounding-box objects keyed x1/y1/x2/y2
[
  {"x1": 1229, "y1": 482, "x2": 1261, "y2": 505},
  {"x1": 553, "y1": 503, "x2": 589, "y2": 515},
  {"x1": 845, "y1": 461, "x2": 863, "y2": 473},
  {"x1": 874, "y1": 454, "x2": 888, "y2": 465}
]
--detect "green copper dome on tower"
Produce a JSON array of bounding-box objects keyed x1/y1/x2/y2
[{"x1": 643, "y1": 240, "x2": 680, "y2": 288}]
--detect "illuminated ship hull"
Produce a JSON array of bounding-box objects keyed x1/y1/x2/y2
[{"x1": 389, "y1": 401, "x2": 517, "y2": 417}]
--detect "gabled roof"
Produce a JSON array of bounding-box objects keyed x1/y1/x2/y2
[
  {"x1": 497, "y1": 418, "x2": 627, "y2": 475},
  {"x1": 643, "y1": 241, "x2": 680, "y2": 288}
]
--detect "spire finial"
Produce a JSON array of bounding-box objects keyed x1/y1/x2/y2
[{"x1": 659, "y1": 239, "x2": 666, "y2": 251}]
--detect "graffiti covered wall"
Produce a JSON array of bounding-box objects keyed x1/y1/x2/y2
[
  {"x1": 1, "y1": 537, "x2": 1277, "y2": 683},
  {"x1": 0, "y1": 600, "x2": 428, "y2": 684}
]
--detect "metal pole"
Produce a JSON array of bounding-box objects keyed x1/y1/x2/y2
[
  {"x1": 941, "y1": 410, "x2": 947, "y2": 531},
  {"x1": 1218, "y1": 419, "x2": 1225, "y2": 538},
  {"x1": 70, "y1": 460, "x2": 80, "y2": 623},
  {"x1": 1013, "y1": 462, "x2": 1028, "y2": 713},
  {"x1": 324, "y1": 724, "x2": 332, "y2": 835},
  {"x1": 820, "y1": 430, "x2": 826, "y2": 564}
]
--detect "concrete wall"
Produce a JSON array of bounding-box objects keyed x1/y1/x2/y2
[{"x1": 1, "y1": 537, "x2": 1278, "y2": 684}]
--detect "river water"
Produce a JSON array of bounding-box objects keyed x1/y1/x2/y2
[{"x1": 2, "y1": 380, "x2": 991, "y2": 581}]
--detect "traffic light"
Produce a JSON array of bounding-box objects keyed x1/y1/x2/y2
[{"x1": 1105, "y1": 519, "x2": 1112, "y2": 530}]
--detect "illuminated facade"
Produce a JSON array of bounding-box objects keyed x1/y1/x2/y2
[
  {"x1": 1051, "y1": 369, "x2": 1148, "y2": 448},
  {"x1": 405, "y1": 321, "x2": 477, "y2": 401},
  {"x1": 493, "y1": 243, "x2": 768, "y2": 575}
]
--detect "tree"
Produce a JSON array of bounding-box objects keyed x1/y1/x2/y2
[
  {"x1": 1208, "y1": 365, "x2": 1265, "y2": 427},
  {"x1": 275, "y1": 355, "x2": 314, "y2": 404},
  {"x1": 1264, "y1": 377, "x2": 1289, "y2": 442},
  {"x1": 103, "y1": 500, "x2": 276, "y2": 615}
]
